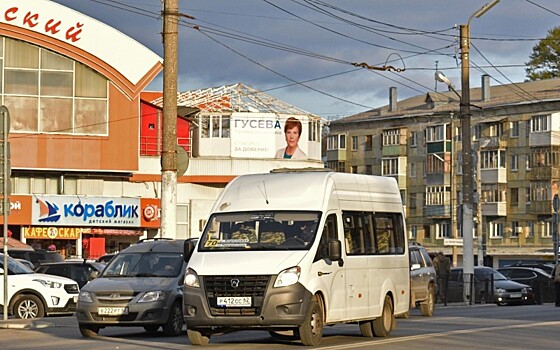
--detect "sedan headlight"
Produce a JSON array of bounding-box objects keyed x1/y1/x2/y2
[
  {"x1": 184, "y1": 268, "x2": 200, "y2": 288},
  {"x1": 495, "y1": 288, "x2": 506, "y2": 293},
  {"x1": 33, "y1": 278, "x2": 62, "y2": 289},
  {"x1": 274, "y1": 266, "x2": 301, "y2": 288},
  {"x1": 79, "y1": 291, "x2": 93, "y2": 303},
  {"x1": 522, "y1": 287, "x2": 531, "y2": 293},
  {"x1": 139, "y1": 291, "x2": 166, "y2": 303}
]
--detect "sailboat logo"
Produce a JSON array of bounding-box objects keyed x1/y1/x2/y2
[{"x1": 37, "y1": 199, "x2": 61, "y2": 223}]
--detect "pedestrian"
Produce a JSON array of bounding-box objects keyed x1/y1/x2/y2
[
  {"x1": 553, "y1": 261, "x2": 560, "y2": 307},
  {"x1": 434, "y1": 251, "x2": 451, "y2": 305}
]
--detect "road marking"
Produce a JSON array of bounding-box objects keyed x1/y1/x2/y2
[{"x1": 318, "y1": 320, "x2": 560, "y2": 349}]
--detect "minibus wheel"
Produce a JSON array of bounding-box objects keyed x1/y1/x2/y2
[
  {"x1": 373, "y1": 295, "x2": 393, "y2": 337},
  {"x1": 298, "y1": 295, "x2": 324, "y2": 346}
]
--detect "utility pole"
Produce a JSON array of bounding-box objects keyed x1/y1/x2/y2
[
  {"x1": 460, "y1": 0, "x2": 500, "y2": 304},
  {"x1": 161, "y1": 0, "x2": 179, "y2": 238},
  {"x1": 460, "y1": 22, "x2": 475, "y2": 303}
]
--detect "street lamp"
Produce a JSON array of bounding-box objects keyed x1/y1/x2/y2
[
  {"x1": 460, "y1": 0, "x2": 499, "y2": 304},
  {"x1": 435, "y1": 0, "x2": 500, "y2": 304}
]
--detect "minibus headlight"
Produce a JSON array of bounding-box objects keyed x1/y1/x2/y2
[
  {"x1": 184, "y1": 268, "x2": 200, "y2": 288},
  {"x1": 274, "y1": 266, "x2": 301, "y2": 288}
]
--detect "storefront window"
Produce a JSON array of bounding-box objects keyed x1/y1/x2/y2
[{"x1": 1, "y1": 37, "x2": 108, "y2": 136}]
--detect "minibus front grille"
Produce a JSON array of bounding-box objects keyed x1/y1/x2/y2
[{"x1": 204, "y1": 275, "x2": 271, "y2": 316}]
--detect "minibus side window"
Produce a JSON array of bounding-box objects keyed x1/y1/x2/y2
[
  {"x1": 315, "y1": 214, "x2": 338, "y2": 262},
  {"x1": 373, "y1": 212, "x2": 405, "y2": 255}
]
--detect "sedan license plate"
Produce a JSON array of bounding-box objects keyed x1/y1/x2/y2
[
  {"x1": 98, "y1": 307, "x2": 128, "y2": 316},
  {"x1": 217, "y1": 296, "x2": 252, "y2": 307},
  {"x1": 510, "y1": 293, "x2": 522, "y2": 298}
]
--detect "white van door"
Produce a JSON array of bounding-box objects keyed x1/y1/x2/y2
[{"x1": 310, "y1": 213, "x2": 347, "y2": 321}]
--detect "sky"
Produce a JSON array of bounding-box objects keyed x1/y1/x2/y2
[{"x1": 52, "y1": 0, "x2": 560, "y2": 119}]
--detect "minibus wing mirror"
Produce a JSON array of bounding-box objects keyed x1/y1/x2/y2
[
  {"x1": 328, "y1": 239, "x2": 342, "y2": 262},
  {"x1": 183, "y1": 239, "x2": 197, "y2": 263}
]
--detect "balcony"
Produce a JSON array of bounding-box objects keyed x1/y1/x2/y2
[
  {"x1": 529, "y1": 200, "x2": 553, "y2": 215},
  {"x1": 481, "y1": 202, "x2": 507, "y2": 216},
  {"x1": 478, "y1": 135, "x2": 507, "y2": 149},
  {"x1": 425, "y1": 205, "x2": 451, "y2": 218},
  {"x1": 529, "y1": 130, "x2": 560, "y2": 147},
  {"x1": 382, "y1": 144, "x2": 407, "y2": 157},
  {"x1": 530, "y1": 165, "x2": 560, "y2": 181},
  {"x1": 480, "y1": 168, "x2": 507, "y2": 183}
]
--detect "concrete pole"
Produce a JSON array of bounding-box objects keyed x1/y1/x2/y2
[
  {"x1": 161, "y1": 0, "x2": 178, "y2": 239},
  {"x1": 460, "y1": 23, "x2": 475, "y2": 303}
]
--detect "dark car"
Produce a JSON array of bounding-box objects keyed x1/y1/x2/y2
[
  {"x1": 504, "y1": 262, "x2": 555, "y2": 275},
  {"x1": 96, "y1": 253, "x2": 118, "y2": 264},
  {"x1": 447, "y1": 266, "x2": 533, "y2": 305},
  {"x1": 498, "y1": 266, "x2": 554, "y2": 304},
  {"x1": 35, "y1": 261, "x2": 106, "y2": 288},
  {"x1": 76, "y1": 238, "x2": 188, "y2": 337},
  {"x1": 408, "y1": 242, "x2": 437, "y2": 316},
  {"x1": 7, "y1": 249, "x2": 64, "y2": 268}
]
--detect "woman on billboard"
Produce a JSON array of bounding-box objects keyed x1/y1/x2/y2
[{"x1": 275, "y1": 117, "x2": 307, "y2": 159}]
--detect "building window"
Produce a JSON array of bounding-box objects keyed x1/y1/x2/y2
[
  {"x1": 481, "y1": 184, "x2": 507, "y2": 203},
  {"x1": 531, "y1": 181, "x2": 550, "y2": 202},
  {"x1": 4, "y1": 38, "x2": 108, "y2": 135},
  {"x1": 528, "y1": 221, "x2": 534, "y2": 237},
  {"x1": 351, "y1": 136, "x2": 358, "y2": 151},
  {"x1": 426, "y1": 124, "x2": 448, "y2": 142},
  {"x1": 382, "y1": 158, "x2": 398, "y2": 176},
  {"x1": 510, "y1": 121, "x2": 519, "y2": 137},
  {"x1": 436, "y1": 222, "x2": 451, "y2": 239},
  {"x1": 411, "y1": 131, "x2": 418, "y2": 147},
  {"x1": 511, "y1": 155, "x2": 518, "y2": 171},
  {"x1": 489, "y1": 222, "x2": 504, "y2": 238},
  {"x1": 365, "y1": 135, "x2": 373, "y2": 151},
  {"x1": 480, "y1": 150, "x2": 506, "y2": 169},
  {"x1": 511, "y1": 221, "x2": 519, "y2": 237},
  {"x1": 351, "y1": 165, "x2": 358, "y2": 174},
  {"x1": 426, "y1": 186, "x2": 450, "y2": 206},
  {"x1": 410, "y1": 162, "x2": 417, "y2": 178},
  {"x1": 531, "y1": 114, "x2": 550, "y2": 133},
  {"x1": 487, "y1": 122, "x2": 504, "y2": 137},
  {"x1": 326, "y1": 161, "x2": 345, "y2": 172},
  {"x1": 201, "y1": 115, "x2": 230, "y2": 138},
  {"x1": 510, "y1": 188, "x2": 519, "y2": 207},
  {"x1": 339, "y1": 134, "x2": 346, "y2": 149},
  {"x1": 308, "y1": 118, "x2": 320, "y2": 142},
  {"x1": 426, "y1": 153, "x2": 446, "y2": 174},
  {"x1": 365, "y1": 164, "x2": 373, "y2": 175},
  {"x1": 382, "y1": 129, "x2": 400, "y2": 146},
  {"x1": 409, "y1": 226, "x2": 417, "y2": 240},
  {"x1": 327, "y1": 135, "x2": 338, "y2": 150},
  {"x1": 409, "y1": 192, "x2": 417, "y2": 209},
  {"x1": 541, "y1": 221, "x2": 552, "y2": 238},
  {"x1": 531, "y1": 147, "x2": 559, "y2": 167}
]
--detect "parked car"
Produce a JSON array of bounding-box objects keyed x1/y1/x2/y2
[
  {"x1": 7, "y1": 248, "x2": 64, "y2": 268},
  {"x1": 76, "y1": 238, "x2": 188, "y2": 337},
  {"x1": 447, "y1": 266, "x2": 533, "y2": 305},
  {"x1": 497, "y1": 266, "x2": 554, "y2": 304},
  {"x1": 96, "y1": 253, "x2": 118, "y2": 263},
  {"x1": 504, "y1": 262, "x2": 555, "y2": 275},
  {"x1": 15, "y1": 258, "x2": 35, "y2": 270},
  {"x1": 0, "y1": 253, "x2": 80, "y2": 319},
  {"x1": 35, "y1": 261, "x2": 106, "y2": 288},
  {"x1": 407, "y1": 242, "x2": 437, "y2": 316}
]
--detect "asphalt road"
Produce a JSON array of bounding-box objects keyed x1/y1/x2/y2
[{"x1": 1, "y1": 303, "x2": 560, "y2": 349}]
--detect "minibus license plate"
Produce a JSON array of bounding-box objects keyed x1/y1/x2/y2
[
  {"x1": 217, "y1": 297, "x2": 251, "y2": 307},
  {"x1": 98, "y1": 307, "x2": 128, "y2": 316}
]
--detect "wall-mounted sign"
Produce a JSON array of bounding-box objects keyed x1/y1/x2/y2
[
  {"x1": 31, "y1": 195, "x2": 141, "y2": 227},
  {"x1": 23, "y1": 226, "x2": 83, "y2": 240}
]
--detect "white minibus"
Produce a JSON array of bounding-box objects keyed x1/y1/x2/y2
[{"x1": 183, "y1": 168, "x2": 410, "y2": 346}]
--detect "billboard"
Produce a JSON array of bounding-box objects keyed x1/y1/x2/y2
[{"x1": 231, "y1": 114, "x2": 309, "y2": 160}]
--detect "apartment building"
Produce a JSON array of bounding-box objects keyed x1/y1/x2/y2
[{"x1": 326, "y1": 76, "x2": 560, "y2": 268}]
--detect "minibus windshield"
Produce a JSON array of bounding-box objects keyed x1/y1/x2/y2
[{"x1": 199, "y1": 211, "x2": 321, "y2": 251}]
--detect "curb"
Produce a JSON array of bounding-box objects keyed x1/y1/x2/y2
[{"x1": 0, "y1": 319, "x2": 54, "y2": 330}]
